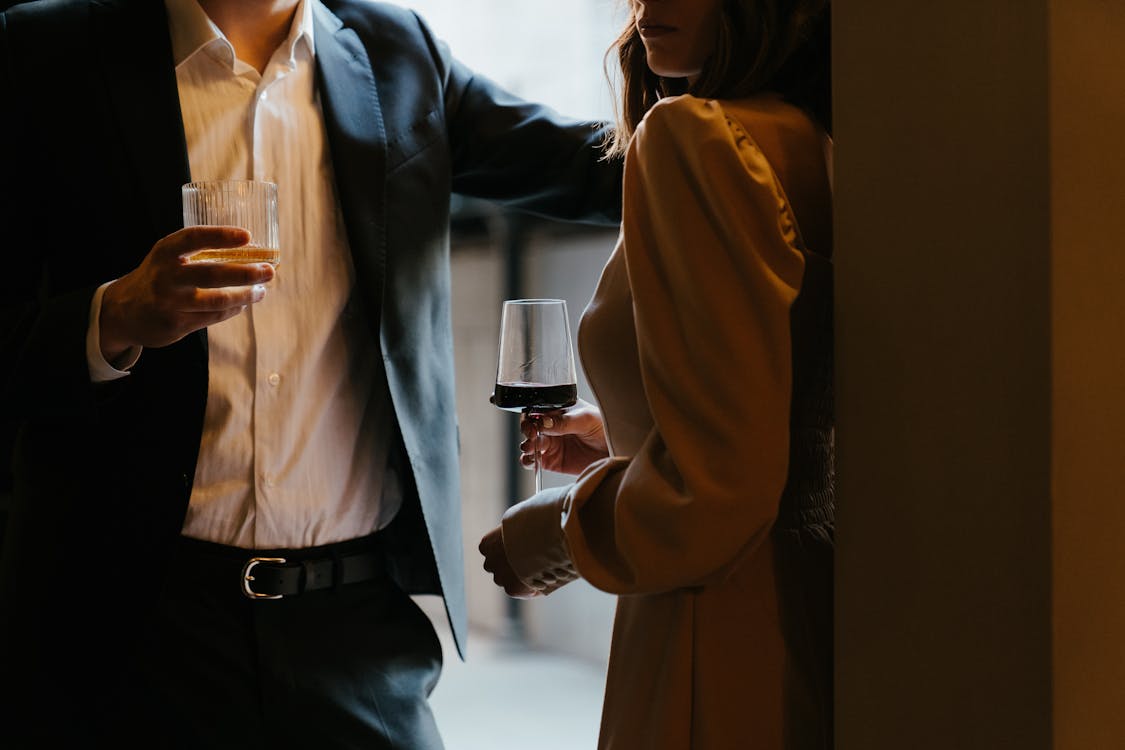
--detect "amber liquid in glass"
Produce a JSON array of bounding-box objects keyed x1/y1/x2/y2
[{"x1": 189, "y1": 246, "x2": 280, "y2": 265}]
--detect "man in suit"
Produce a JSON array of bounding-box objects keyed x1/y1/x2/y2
[{"x1": 0, "y1": 0, "x2": 621, "y2": 746}]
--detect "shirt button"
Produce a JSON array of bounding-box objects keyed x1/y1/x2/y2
[
  {"x1": 268, "y1": 372, "x2": 281, "y2": 387},
  {"x1": 263, "y1": 474, "x2": 276, "y2": 488}
]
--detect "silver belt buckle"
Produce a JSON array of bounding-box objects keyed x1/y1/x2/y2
[{"x1": 241, "y1": 556, "x2": 287, "y2": 600}]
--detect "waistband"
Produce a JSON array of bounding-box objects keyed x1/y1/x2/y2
[{"x1": 170, "y1": 532, "x2": 387, "y2": 600}]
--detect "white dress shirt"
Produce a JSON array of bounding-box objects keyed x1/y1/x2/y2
[{"x1": 87, "y1": 0, "x2": 399, "y2": 549}]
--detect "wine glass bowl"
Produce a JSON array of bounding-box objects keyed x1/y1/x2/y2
[{"x1": 493, "y1": 299, "x2": 578, "y2": 491}]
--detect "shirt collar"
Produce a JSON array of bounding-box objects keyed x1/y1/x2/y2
[{"x1": 164, "y1": 0, "x2": 316, "y2": 71}]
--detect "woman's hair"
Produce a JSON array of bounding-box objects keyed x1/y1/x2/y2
[{"x1": 605, "y1": 0, "x2": 831, "y2": 156}]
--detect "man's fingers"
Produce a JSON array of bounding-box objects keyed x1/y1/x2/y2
[
  {"x1": 180, "y1": 261, "x2": 275, "y2": 289},
  {"x1": 179, "y1": 285, "x2": 267, "y2": 312},
  {"x1": 155, "y1": 225, "x2": 252, "y2": 260}
]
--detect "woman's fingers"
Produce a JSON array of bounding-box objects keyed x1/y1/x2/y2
[
  {"x1": 525, "y1": 401, "x2": 605, "y2": 438},
  {"x1": 515, "y1": 400, "x2": 607, "y2": 476},
  {"x1": 522, "y1": 412, "x2": 586, "y2": 439},
  {"x1": 521, "y1": 412, "x2": 559, "y2": 439},
  {"x1": 520, "y1": 435, "x2": 546, "y2": 469}
]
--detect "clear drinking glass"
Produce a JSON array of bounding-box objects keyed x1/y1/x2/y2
[
  {"x1": 492, "y1": 299, "x2": 578, "y2": 493},
  {"x1": 181, "y1": 180, "x2": 280, "y2": 265}
]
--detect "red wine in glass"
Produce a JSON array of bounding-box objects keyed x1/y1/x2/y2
[{"x1": 492, "y1": 383, "x2": 578, "y2": 413}]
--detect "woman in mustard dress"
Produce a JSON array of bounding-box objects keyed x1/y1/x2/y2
[{"x1": 480, "y1": 1, "x2": 833, "y2": 747}]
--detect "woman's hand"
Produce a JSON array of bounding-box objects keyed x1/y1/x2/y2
[
  {"x1": 520, "y1": 398, "x2": 608, "y2": 476},
  {"x1": 478, "y1": 526, "x2": 539, "y2": 599}
]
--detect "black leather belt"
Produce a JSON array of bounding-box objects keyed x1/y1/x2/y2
[
  {"x1": 240, "y1": 551, "x2": 384, "y2": 600},
  {"x1": 175, "y1": 534, "x2": 387, "y2": 601}
]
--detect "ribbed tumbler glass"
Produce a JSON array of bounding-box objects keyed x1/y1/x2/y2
[{"x1": 181, "y1": 180, "x2": 280, "y2": 265}]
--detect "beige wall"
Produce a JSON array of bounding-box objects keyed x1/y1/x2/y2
[
  {"x1": 837, "y1": 1, "x2": 1125, "y2": 747},
  {"x1": 1050, "y1": 1, "x2": 1125, "y2": 747},
  {"x1": 834, "y1": 2, "x2": 1052, "y2": 748}
]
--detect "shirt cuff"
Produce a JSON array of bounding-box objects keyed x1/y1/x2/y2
[
  {"x1": 87, "y1": 281, "x2": 141, "y2": 383},
  {"x1": 500, "y1": 484, "x2": 579, "y2": 595}
]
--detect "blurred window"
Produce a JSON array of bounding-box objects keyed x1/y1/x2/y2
[{"x1": 404, "y1": 0, "x2": 623, "y2": 121}]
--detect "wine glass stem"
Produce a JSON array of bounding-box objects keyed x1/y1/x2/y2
[
  {"x1": 528, "y1": 425, "x2": 537, "y2": 494},
  {"x1": 534, "y1": 427, "x2": 543, "y2": 494}
]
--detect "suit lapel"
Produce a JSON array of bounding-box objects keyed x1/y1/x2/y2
[
  {"x1": 92, "y1": 0, "x2": 191, "y2": 242},
  {"x1": 313, "y1": 3, "x2": 388, "y2": 339}
]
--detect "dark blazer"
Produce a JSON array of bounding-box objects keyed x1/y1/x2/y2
[{"x1": 0, "y1": 0, "x2": 620, "y2": 731}]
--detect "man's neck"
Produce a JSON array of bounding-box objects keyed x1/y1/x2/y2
[{"x1": 196, "y1": 0, "x2": 300, "y2": 74}]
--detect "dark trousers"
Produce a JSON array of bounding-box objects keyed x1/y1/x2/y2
[{"x1": 107, "y1": 536, "x2": 445, "y2": 750}]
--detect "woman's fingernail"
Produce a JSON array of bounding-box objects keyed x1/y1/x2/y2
[
  {"x1": 542, "y1": 417, "x2": 554, "y2": 430},
  {"x1": 252, "y1": 284, "x2": 266, "y2": 302}
]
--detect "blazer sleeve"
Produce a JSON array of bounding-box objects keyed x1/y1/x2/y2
[
  {"x1": 0, "y1": 10, "x2": 102, "y2": 422},
  {"x1": 410, "y1": 11, "x2": 622, "y2": 226},
  {"x1": 502, "y1": 97, "x2": 807, "y2": 596}
]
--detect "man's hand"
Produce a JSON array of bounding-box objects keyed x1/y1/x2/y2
[
  {"x1": 520, "y1": 399, "x2": 608, "y2": 476},
  {"x1": 100, "y1": 226, "x2": 275, "y2": 362},
  {"x1": 479, "y1": 526, "x2": 539, "y2": 599}
]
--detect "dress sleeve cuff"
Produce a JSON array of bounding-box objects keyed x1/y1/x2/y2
[
  {"x1": 500, "y1": 484, "x2": 579, "y2": 595},
  {"x1": 87, "y1": 281, "x2": 141, "y2": 383}
]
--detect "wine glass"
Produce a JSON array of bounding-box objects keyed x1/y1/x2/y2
[{"x1": 492, "y1": 299, "x2": 578, "y2": 493}]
